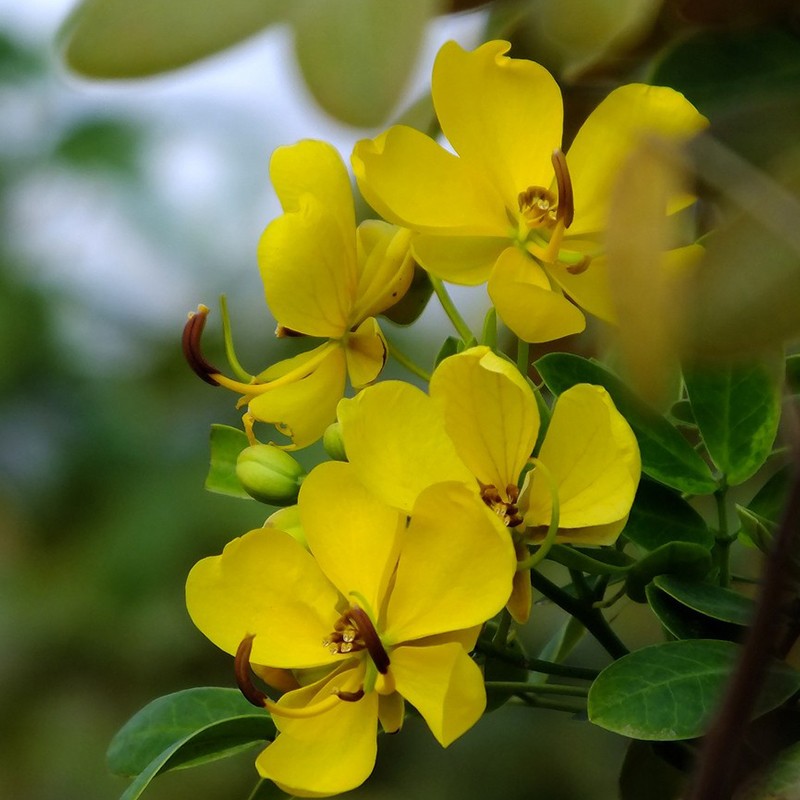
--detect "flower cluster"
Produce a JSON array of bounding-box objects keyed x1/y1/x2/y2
[{"x1": 181, "y1": 38, "x2": 708, "y2": 797}]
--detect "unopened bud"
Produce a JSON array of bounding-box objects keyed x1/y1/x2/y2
[
  {"x1": 323, "y1": 422, "x2": 347, "y2": 461},
  {"x1": 235, "y1": 445, "x2": 305, "y2": 506}
]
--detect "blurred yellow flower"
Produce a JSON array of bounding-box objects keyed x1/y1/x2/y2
[
  {"x1": 337, "y1": 347, "x2": 641, "y2": 620},
  {"x1": 184, "y1": 139, "x2": 413, "y2": 448},
  {"x1": 186, "y1": 460, "x2": 515, "y2": 797},
  {"x1": 352, "y1": 40, "x2": 707, "y2": 342}
]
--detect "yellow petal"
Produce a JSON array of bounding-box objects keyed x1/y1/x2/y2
[
  {"x1": 248, "y1": 344, "x2": 347, "y2": 449},
  {"x1": 385, "y1": 482, "x2": 515, "y2": 643},
  {"x1": 345, "y1": 317, "x2": 387, "y2": 389},
  {"x1": 528, "y1": 516, "x2": 629, "y2": 547},
  {"x1": 524, "y1": 384, "x2": 640, "y2": 530},
  {"x1": 566, "y1": 84, "x2": 708, "y2": 237},
  {"x1": 299, "y1": 461, "x2": 404, "y2": 617},
  {"x1": 337, "y1": 380, "x2": 473, "y2": 513},
  {"x1": 351, "y1": 221, "x2": 415, "y2": 322},
  {"x1": 352, "y1": 125, "x2": 509, "y2": 235},
  {"x1": 390, "y1": 641, "x2": 486, "y2": 746},
  {"x1": 259, "y1": 192, "x2": 355, "y2": 338},
  {"x1": 185, "y1": 527, "x2": 341, "y2": 668},
  {"x1": 269, "y1": 139, "x2": 356, "y2": 246},
  {"x1": 549, "y1": 252, "x2": 617, "y2": 325},
  {"x1": 433, "y1": 40, "x2": 563, "y2": 210},
  {"x1": 508, "y1": 541, "x2": 533, "y2": 623},
  {"x1": 378, "y1": 692, "x2": 405, "y2": 734},
  {"x1": 412, "y1": 233, "x2": 509, "y2": 285},
  {"x1": 429, "y1": 346, "x2": 539, "y2": 494},
  {"x1": 265, "y1": 504, "x2": 306, "y2": 549},
  {"x1": 258, "y1": 664, "x2": 379, "y2": 797},
  {"x1": 488, "y1": 246, "x2": 586, "y2": 342}
]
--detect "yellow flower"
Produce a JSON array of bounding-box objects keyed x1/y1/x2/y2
[
  {"x1": 352, "y1": 40, "x2": 708, "y2": 343},
  {"x1": 337, "y1": 346, "x2": 641, "y2": 620},
  {"x1": 186, "y1": 460, "x2": 515, "y2": 797},
  {"x1": 183, "y1": 140, "x2": 414, "y2": 448}
]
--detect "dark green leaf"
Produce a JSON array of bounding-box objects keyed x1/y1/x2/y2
[
  {"x1": 737, "y1": 741, "x2": 800, "y2": 800},
  {"x1": 749, "y1": 465, "x2": 793, "y2": 523},
  {"x1": 54, "y1": 118, "x2": 143, "y2": 177},
  {"x1": 624, "y1": 479, "x2": 714, "y2": 551},
  {"x1": 787, "y1": 353, "x2": 800, "y2": 395},
  {"x1": 653, "y1": 575, "x2": 755, "y2": 626},
  {"x1": 205, "y1": 424, "x2": 251, "y2": 499},
  {"x1": 669, "y1": 399, "x2": 696, "y2": 427},
  {"x1": 536, "y1": 354, "x2": 717, "y2": 494},
  {"x1": 108, "y1": 688, "x2": 274, "y2": 800},
  {"x1": 683, "y1": 356, "x2": 782, "y2": 485},
  {"x1": 381, "y1": 263, "x2": 432, "y2": 326},
  {"x1": 646, "y1": 583, "x2": 743, "y2": 641},
  {"x1": 546, "y1": 544, "x2": 633, "y2": 576},
  {"x1": 434, "y1": 336, "x2": 463, "y2": 369},
  {"x1": 59, "y1": 0, "x2": 287, "y2": 78},
  {"x1": 589, "y1": 640, "x2": 800, "y2": 740},
  {"x1": 292, "y1": 0, "x2": 441, "y2": 127},
  {"x1": 626, "y1": 542, "x2": 713, "y2": 603}
]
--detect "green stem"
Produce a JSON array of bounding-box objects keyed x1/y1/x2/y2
[
  {"x1": 492, "y1": 608, "x2": 513, "y2": 647},
  {"x1": 510, "y1": 694, "x2": 587, "y2": 714},
  {"x1": 517, "y1": 338, "x2": 530, "y2": 377},
  {"x1": 714, "y1": 485, "x2": 731, "y2": 588},
  {"x1": 220, "y1": 295, "x2": 254, "y2": 382},
  {"x1": 430, "y1": 276, "x2": 474, "y2": 342},
  {"x1": 529, "y1": 570, "x2": 629, "y2": 659},
  {"x1": 485, "y1": 680, "x2": 589, "y2": 698},
  {"x1": 387, "y1": 340, "x2": 431, "y2": 382},
  {"x1": 476, "y1": 635, "x2": 599, "y2": 680}
]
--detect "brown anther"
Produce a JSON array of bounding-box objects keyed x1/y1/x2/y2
[
  {"x1": 345, "y1": 606, "x2": 391, "y2": 674},
  {"x1": 565, "y1": 256, "x2": 591, "y2": 275},
  {"x1": 551, "y1": 149, "x2": 574, "y2": 228},
  {"x1": 275, "y1": 324, "x2": 304, "y2": 338},
  {"x1": 518, "y1": 186, "x2": 558, "y2": 229},
  {"x1": 235, "y1": 634, "x2": 269, "y2": 708},
  {"x1": 336, "y1": 688, "x2": 365, "y2": 703},
  {"x1": 182, "y1": 305, "x2": 222, "y2": 386},
  {"x1": 479, "y1": 481, "x2": 524, "y2": 528}
]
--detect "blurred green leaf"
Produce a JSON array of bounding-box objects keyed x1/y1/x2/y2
[
  {"x1": 108, "y1": 687, "x2": 274, "y2": 800},
  {"x1": 652, "y1": 575, "x2": 755, "y2": 626},
  {"x1": 58, "y1": 0, "x2": 288, "y2": 78},
  {"x1": 624, "y1": 479, "x2": 713, "y2": 552},
  {"x1": 589, "y1": 640, "x2": 800, "y2": 740},
  {"x1": 0, "y1": 30, "x2": 44, "y2": 79},
  {"x1": 292, "y1": 0, "x2": 441, "y2": 127},
  {"x1": 54, "y1": 118, "x2": 143, "y2": 177},
  {"x1": 787, "y1": 353, "x2": 800, "y2": 394},
  {"x1": 750, "y1": 465, "x2": 793, "y2": 523},
  {"x1": 736, "y1": 741, "x2": 800, "y2": 800},
  {"x1": 536, "y1": 354, "x2": 717, "y2": 494},
  {"x1": 683, "y1": 355, "x2": 782, "y2": 485},
  {"x1": 626, "y1": 541, "x2": 713, "y2": 602},
  {"x1": 206, "y1": 424, "x2": 252, "y2": 499}
]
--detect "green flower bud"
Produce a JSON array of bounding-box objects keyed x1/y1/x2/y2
[
  {"x1": 323, "y1": 422, "x2": 347, "y2": 462},
  {"x1": 235, "y1": 445, "x2": 305, "y2": 506}
]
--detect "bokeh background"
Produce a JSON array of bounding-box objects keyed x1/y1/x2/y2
[{"x1": 3, "y1": 1, "x2": 799, "y2": 798}]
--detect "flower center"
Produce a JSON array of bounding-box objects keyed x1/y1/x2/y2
[
  {"x1": 479, "y1": 481, "x2": 524, "y2": 528},
  {"x1": 323, "y1": 605, "x2": 390, "y2": 674}
]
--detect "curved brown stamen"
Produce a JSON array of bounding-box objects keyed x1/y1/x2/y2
[
  {"x1": 235, "y1": 634, "x2": 268, "y2": 708},
  {"x1": 346, "y1": 606, "x2": 391, "y2": 674},
  {"x1": 182, "y1": 305, "x2": 222, "y2": 386},
  {"x1": 336, "y1": 688, "x2": 365, "y2": 703},
  {"x1": 551, "y1": 149, "x2": 574, "y2": 229}
]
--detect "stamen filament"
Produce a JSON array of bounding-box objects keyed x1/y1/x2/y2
[
  {"x1": 551, "y1": 149, "x2": 574, "y2": 228},
  {"x1": 346, "y1": 606, "x2": 390, "y2": 674},
  {"x1": 516, "y1": 458, "x2": 561, "y2": 571}
]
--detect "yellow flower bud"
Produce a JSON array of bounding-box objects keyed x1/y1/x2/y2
[{"x1": 235, "y1": 444, "x2": 305, "y2": 506}]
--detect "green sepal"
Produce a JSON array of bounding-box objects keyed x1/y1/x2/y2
[
  {"x1": 625, "y1": 542, "x2": 713, "y2": 603},
  {"x1": 589, "y1": 639, "x2": 800, "y2": 740},
  {"x1": 623, "y1": 479, "x2": 714, "y2": 552},
  {"x1": 205, "y1": 424, "x2": 251, "y2": 499},
  {"x1": 108, "y1": 687, "x2": 275, "y2": 800},
  {"x1": 683, "y1": 355, "x2": 782, "y2": 485},
  {"x1": 535, "y1": 353, "x2": 717, "y2": 495}
]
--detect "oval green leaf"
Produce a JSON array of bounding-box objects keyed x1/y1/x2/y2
[
  {"x1": 589, "y1": 639, "x2": 800, "y2": 740},
  {"x1": 646, "y1": 583, "x2": 743, "y2": 642},
  {"x1": 653, "y1": 575, "x2": 755, "y2": 626},
  {"x1": 59, "y1": 0, "x2": 287, "y2": 79},
  {"x1": 292, "y1": 0, "x2": 441, "y2": 127},
  {"x1": 205, "y1": 424, "x2": 251, "y2": 499},
  {"x1": 625, "y1": 542, "x2": 712, "y2": 603},
  {"x1": 624, "y1": 479, "x2": 713, "y2": 551},
  {"x1": 535, "y1": 354, "x2": 717, "y2": 494},
  {"x1": 683, "y1": 356, "x2": 782, "y2": 485}
]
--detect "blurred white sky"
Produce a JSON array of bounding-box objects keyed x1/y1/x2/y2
[{"x1": 0, "y1": 1, "x2": 486, "y2": 370}]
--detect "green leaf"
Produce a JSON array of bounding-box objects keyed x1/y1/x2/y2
[
  {"x1": 623, "y1": 479, "x2": 714, "y2": 552},
  {"x1": 737, "y1": 741, "x2": 800, "y2": 800},
  {"x1": 292, "y1": 0, "x2": 442, "y2": 127},
  {"x1": 433, "y1": 335, "x2": 463, "y2": 369},
  {"x1": 108, "y1": 688, "x2": 274, "y2": 800},
  {"x1": 787, "y1": 353, "x2": 800, "y2": 395},
  {"x1": 683, "y1": 356, "x2": 782, "y2": 485},
  {"x1": 625, "y1": 542, "x2": 713, "y2": 603},
  {"x1": 54, "y1": 117, "x2": 143, "y2": 177},
  {"x1": 58, "y1": 0, "x2": 288, "y2": 78},
  {"x1": 749, "y1": 465, "x2": 793, "y2": 523},
  {"x1": 205, "y1": 424, "x2": 251, "y2": 499},
  {"x1": 536, "y1": 354, "x2": 717, "y2": 494},
  {"x1": 589, "y1": 640, "x2": 800, "y2": 740},
  {"x1": 546, "y1": 544, "x2": 633, "y2": 576},
  {"x1": 646, "y1": 583, "x2": 743, "y2": 641},
  {"x1": 652, "y1": 575, "x2": 755, "y2": 626}
]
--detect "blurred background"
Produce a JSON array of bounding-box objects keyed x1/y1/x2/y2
[{"x1": 2, "y1": 1, "x2": 800, "y2": 798}]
